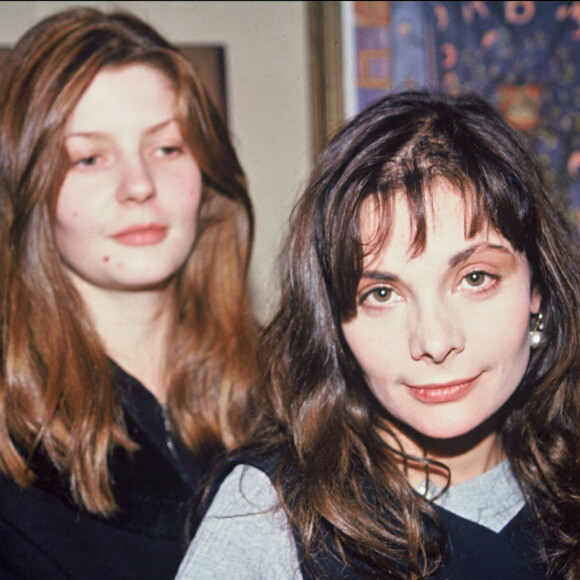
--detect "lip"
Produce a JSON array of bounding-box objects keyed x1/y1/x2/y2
[
  {"x1": 112, "y1": 223, "x2": 167, "y2": 246},
  {"x1": 405, "y1": 374, "x2": 481, "y2": 404}
]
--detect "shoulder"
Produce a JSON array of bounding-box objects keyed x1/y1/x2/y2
[
  {"x1": 206, "y1": 463, "x2": 280, "y2": 515},
  {"x1": 177, "y1": 464, "x2": 302, "y2": 580},
  {"x1": 197, "y1": 446, "x2": 286, "y2": 514}
]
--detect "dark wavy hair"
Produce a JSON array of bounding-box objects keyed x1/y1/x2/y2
[
  {"x1": 0, "y1": 7, "x2": 258, "y2": 515},
  {"x1": 252, "y1": 91, "x2": 580, "y2": 577}
]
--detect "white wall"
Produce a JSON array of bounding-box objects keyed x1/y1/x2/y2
[{"x1": 0, "y1": 1, "x2": 312, "y2": 322}]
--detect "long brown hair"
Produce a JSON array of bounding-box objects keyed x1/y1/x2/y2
[
  {"x1": 0, "y1": 8, "x2": 258, "y2": 515},
  {"x1": 253, "y1": 91, "x2": 580, "y2": 577}
]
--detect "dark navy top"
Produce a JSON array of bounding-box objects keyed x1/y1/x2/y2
[{"x1": 0, "y1": 364, "x2": 207, "y2": 579}]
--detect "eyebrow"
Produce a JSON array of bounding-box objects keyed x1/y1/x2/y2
[
  {"x1": 64, "y1": 118, "x2": 177, "y2": 139},
  {"x1": 359, "y1": 271, "x2": 399, "y2": 282},
  {"x1": 447, "y1": 242, "x2": 513, "y2": 268},
  {"x1": 360, "y1": 242, "x2": 513, "y2": 281}
]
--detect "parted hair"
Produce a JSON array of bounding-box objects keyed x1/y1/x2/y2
[
  {"x1": 0, "y1": 7, "x2": 258, "y2": 515},
  {"x1": 253, "y1": 91, "x2": 580, "y2": 577}
]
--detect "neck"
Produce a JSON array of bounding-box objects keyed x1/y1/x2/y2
[
  {"x1": 381, "y1": 414, "x2": 505, "y2": 489},
  {"x1": 69, "y1": 274, "x2": 174, "y2": 403}
]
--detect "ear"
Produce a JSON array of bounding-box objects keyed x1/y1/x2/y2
[{"x1": 530, "y1": 287, "x2": 541, "y2": 315}]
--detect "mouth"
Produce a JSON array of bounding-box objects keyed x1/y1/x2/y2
[
  {"x1": 112, "y1": 223, "x2": 167, "y2": 246},
  {"x1": 405, "y1": 373, "x2": 482, "y2": 404}
]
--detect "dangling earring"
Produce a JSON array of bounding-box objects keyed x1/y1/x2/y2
[{"x1": 529, "y1": 312, "x2": 544, "y2": 349}]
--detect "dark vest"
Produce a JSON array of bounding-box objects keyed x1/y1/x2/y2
[{"x1": 199, "y1": 451, "x2": 548, "y2": 580}]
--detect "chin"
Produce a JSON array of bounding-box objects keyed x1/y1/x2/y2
[
  {"x1": 114, "y1": 265, "x2": 184, "y2": 288},
  {"x1": 393, "y1": 408, "x2": 496, "y2": 442},
  {"x1": 414, "y1": 413, "x2": 500, "y2": 450},
  {"x1": 107, "y1": 273, "x2": 177, "y2": 291}
]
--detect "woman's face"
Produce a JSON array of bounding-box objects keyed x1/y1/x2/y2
[
  {"x1": 342, "y1": 182, "x2": 540, "y2": 441},
  {"x1": 55, "y1": 63, "x2": 202, "y2": 293}
]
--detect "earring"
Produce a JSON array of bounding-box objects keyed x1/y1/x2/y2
[{"x1": 529, "y1": 312, "x2": 544, "y2": 349}]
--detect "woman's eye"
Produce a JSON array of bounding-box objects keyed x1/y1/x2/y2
[
  {"x1": 361, "y1": 286, "x2": 395, "y2": 305},
  {"x1": 157, "y1": 145, "x2": 183, "y2": 157},
  {"x1": 465, "y1": 271, "x2": 487, "y2": 287},
  {"x1": 371, "y1": 287, "x2": 392, "y2": 302},
  {"x1": 460, "y1": 270, "x2": 499, "y2": 293},
  {"x1": 74, "y1": 155, "x2": 99, "y2": 167}
]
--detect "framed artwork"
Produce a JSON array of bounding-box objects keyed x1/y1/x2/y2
[
  {"x1": 309, "y1": 1, "x2": 580, "y2": 231},
  {"x1": 179, "y1": 45, "x2": 228, "y2": 124},
  {"x1": 308, "y1": 1, "x2": 345, "y2": 157},
  {"x1": 0, "y1": 45, "x2": 228, "y2": 124}
]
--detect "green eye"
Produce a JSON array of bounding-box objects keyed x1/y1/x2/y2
[{"x1": 465, "y1": 271, "x2": 486, "y2": 287}]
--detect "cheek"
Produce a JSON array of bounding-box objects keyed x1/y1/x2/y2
[
  {"x1": 55, "y1": 176, "x2": 103, "y2": 232},
  {"x1": 481, "y1": 313, "x2": 530, "y2": 367},
  {"x1": 464, "y1": 298, "x2": 532, "y2": 395},
  {"x1": 56, "y1": 208, "x2": 79, "y2": 225},
  {"x1": 470, "y1": 291, "x2": 531, "y2": 349},
  {"x1": 173, "y1": 191, "x2": 202, "y2": 233},
  {"x1": 187, "y1": 185, "x2": 203, "y2": 215},
  {"x1": 166, "y1": 168, "x2": 203, "y2": 218},
  {"x1": 55, "y1": 182, "x2": 76, "y2": 224},
  {"x1": 55, "y1": 195, "x2": 84, "y2": 235},
  {"x1": 342, "y1": 322, "x2": 402, "y2": 382},
  {"x1": 55, "y1": 200, "x2": 100, "y2": 239}
]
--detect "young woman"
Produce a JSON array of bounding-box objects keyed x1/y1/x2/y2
[
  {"x1": 177, "y1": 91, "x2": 580, "y2": 579},
  {"x1": 0, "y1": 7, "x2": 258, "y2": 579}
]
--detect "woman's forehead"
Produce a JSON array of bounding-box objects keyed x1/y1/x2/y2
[{"x1": 357, "y1": 182, "x2": 489, "y2": 257}]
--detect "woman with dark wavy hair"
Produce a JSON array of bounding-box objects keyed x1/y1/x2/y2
[
  {"x1": 0, "y1": 7, "x2": 258, "y2": 579},
  {"x1": 178, "y1": 91, "x2": 580, "y2": 579}
]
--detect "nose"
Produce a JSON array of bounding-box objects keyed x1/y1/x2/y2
[
  {"x1": 408, "y1": 299, "x2": 464, "y2": 363},
  {"x1": 116, "y1": 156, "x2": 155, "y2": 203}
]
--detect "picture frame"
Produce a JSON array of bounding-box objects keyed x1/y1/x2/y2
[{"x1": 307, "y1": 1, "x2": 345, "y2": 157}]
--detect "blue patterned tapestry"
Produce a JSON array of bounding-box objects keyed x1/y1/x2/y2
[{"x1": 354, "y1": 1, "x2": 580, "y2": 230}]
